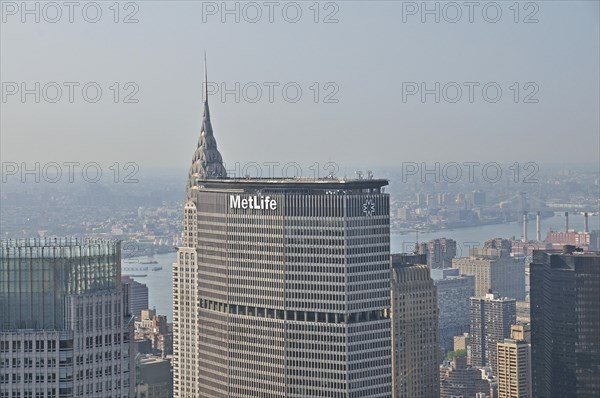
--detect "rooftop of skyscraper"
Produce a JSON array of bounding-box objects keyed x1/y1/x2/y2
[{"x1": 193, "y1": 177, "x2": 389, "y2": 191}]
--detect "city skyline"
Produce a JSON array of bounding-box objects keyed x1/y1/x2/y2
[{"x1": 1, "y1": 2, "x2": 599, "y2": 397}]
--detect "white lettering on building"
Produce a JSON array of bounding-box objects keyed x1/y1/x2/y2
[{"x1": 229, "y1": 195, "x2": 277, "y2": 210}]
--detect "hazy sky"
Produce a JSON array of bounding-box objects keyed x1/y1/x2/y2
[{"x1": 1, "y1": 1, "x2": 599, "y2": 178}]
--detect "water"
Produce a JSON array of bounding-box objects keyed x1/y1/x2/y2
[
  {"x1": 392, "y1": 212, "x2": 599, "y2": 255},
  {"x1": 123, "y1": 253, "x2": 176, "y2": 319},
  {"x1": 126, "y1": 212, "x2": 599, "y2": 320}
]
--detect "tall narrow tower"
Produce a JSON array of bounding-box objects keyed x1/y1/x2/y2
[
  {"x1": 173, "y1": 60, "x2": 392, "y2": 398},
  {"x1": 470, "y1": 292, "x2": 516, "y2": 371},
  {"x1": 184, "y1": 54, "x2": 227, "y2": 202},
  {"x1": 391, "y1": 254, "x2": 439, "y2": 398},
  {"x1": 173, "y1": 55, "x2": 227, "y2": 398},
  {"x1": 530, "y1": 249, "x2": 600, "y2": 397}
]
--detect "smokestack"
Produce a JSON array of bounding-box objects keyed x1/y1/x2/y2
[
  {"x1": 523, "y1": 212, "x2": 528, "y2": 242},
  {"x1": 565, "y1": 212, "x2": 569, "y2": 232},
  {"x1": 584, "y1": 212, "x2": 589, "y2": 233},
  {"x1": 536, "y1": 211, "x2": 541, "y2": 241}
]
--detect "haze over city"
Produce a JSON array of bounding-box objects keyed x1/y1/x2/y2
[
  {"x1": 1, "y1": 2, "x2": 599, "y2": 398},
  {"x1": 1, "y1": 1, "x2": 599, "y2": 172}
]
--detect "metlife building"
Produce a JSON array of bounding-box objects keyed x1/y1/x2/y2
[{"x1": 173, "y1": 75, "x2": 392, "y2": 398}]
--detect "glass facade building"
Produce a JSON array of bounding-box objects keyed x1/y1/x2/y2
[
  {"x1": 530, "y1": 249, "x2": 600, "y2": 397},
  {"x1": 0, "y1": 238, "x2": 135, "y2": 398}
]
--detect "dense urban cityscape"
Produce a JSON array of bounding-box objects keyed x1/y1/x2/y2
[
  {"x1": 1, "y1": 1, "x2": 599, "y2": 398},
  {"x1": 2, "y1": 80, "x2": 598, "y2": 397}
]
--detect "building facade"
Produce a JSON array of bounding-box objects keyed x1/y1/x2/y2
[
  {"x1": 530, "y1": 249, "x2": 600, "y2": 397},
  {"x1": 496, "y1": 324, "x2": 531, "y2": 398},
  {"x1": 390, "y1": 254, "x2": 439, "y2": 398},
  {"x1": 440, "y1": 355, "x2": 491, "y2": 398},
  {"x1": 122, "y1": 275, "x2": 149, "y2": 320},
  {"x1": 431, "y1": 268, "x2": 475, "y2": 354},
  {"x1": 470, "y1": 293, "x2": 516, "y2": 371},
  {"x1": 135, "y1": 355, "x2": 172, "y2": 398},
  {"x1": 135, "y1": 310, "x2": 172, "y2": 357},
  {"x1": 173, "y1": 81, "x2": 392, "y2": 397},
  {"x1": 0, "y1": 238, "x2": 135, "y2": 398},
  {"x1": 453, "y1": 239, "x2": 526, "y2": 300},
  {"x1": 417, "y1": 238, "x2": 457, "y2": 269}
]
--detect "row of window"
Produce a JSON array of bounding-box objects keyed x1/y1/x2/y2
[{"x1": 0, "y1": 340, "x2": 57, "y2": 354}]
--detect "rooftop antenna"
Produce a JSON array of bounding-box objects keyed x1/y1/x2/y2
[{"x1": 203, "y1": 50, "x2": 208, "y2": 103}]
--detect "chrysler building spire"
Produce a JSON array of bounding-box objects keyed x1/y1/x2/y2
[{"x1": 185, "y1": 53, "x2": 227, "y2": 201}]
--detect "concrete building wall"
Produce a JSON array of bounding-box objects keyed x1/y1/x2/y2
[
  {"x1": 470, "y1": 293, "x2": 516, "y2": 371},
  {"x1": 175, "y1": 181, "x2": 393, "y2": 398},
  {"x1": 433, "y1": 270, "x2": 475, "y2": 353},
  {"x1": 391, "y1": 256, "x2": 439, "y2": 398},
  {"x1": 453, "y1": 255, "x2": 526, "y2": 300}
]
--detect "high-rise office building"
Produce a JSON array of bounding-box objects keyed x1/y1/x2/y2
[
  {"x1": 439, "y1": 355, "x2": 491, "y2": 398},
  {"x1": 431, "y1": 268, "x2": 475, "y2": 354},
  {"x1": 530, "y1": 248, "x2": 600, "y2": 397},
  {"x1": 496, "y1": 324, "x2": 531, "y2": 398},
  {"x1": 453, "y1": 238, "x2": 526, "y2": 300},
  {"x1": 390, "y1": 254, "x2": 439, "y2": 398},
  {"x1": 135, "y1": 355, "x2": 172, "y2": 398},
  {"x1": 417, "y1": 238, "x2": 457, "y2": 269},
  {"x1": 122, "y1": 275, "x2": 149, "y2": 319},
  {"x1": 173, "y1": 70, "x2": 392, "y2": 398},
  {"x1": 0, "y1": 237, "x2": 135, "y2": 398},
  {"x1": 470, "y1": 292, "x2": 516, "y2": 370}
]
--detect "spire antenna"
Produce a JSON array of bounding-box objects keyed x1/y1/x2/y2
[{"x1": 204, "y1": 51, "x2": 208, "y2": 103}]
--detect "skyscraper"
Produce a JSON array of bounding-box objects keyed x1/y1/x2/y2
[
  {"x1": 390, "y1": 254, "x2": 439, "y2": 398},
  {"x1": 431, "y1": 268, "x2": 475, "y2": 354},
  {"x1": 439, "y1": 355, "x2": 491, "y2": 398},
  {"x1": 173, "y1": 64, "x2": 392, "y2": 397},
  {"x1": 470, "y1": 292, "x2": 516, "y2": 371},
  {"x1": 496, "y1": 324, "x2": 531, "y2": 398},
  {"x1": 0, "y1": 237, "x2": 135, "y2": 398},
  {"x1": 530, "y1": 248, "x2": 600, "y2": 397},
  {"x1": 135, "y1": 355, "x2": 172, "y2": 398},
  {"x1": 121, "y1": 275, "x2": 149, "y2": 319},
  {"x1": 453, "y1": 238, "x2": 526, "y2": 300},
  {"x1": 417, "y1": 238, "x2": 457, "y2": 269}
]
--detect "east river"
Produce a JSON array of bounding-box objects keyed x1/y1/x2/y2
[{"x1": 127, "y1": 212, "x2": 599, "y2": 320}]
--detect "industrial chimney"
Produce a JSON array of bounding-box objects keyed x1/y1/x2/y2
[
  {"x1": 584, "y1": 212, "x2": 589, "y2": 233},
  {"x1": 523, "y1": 212, "x2": 528, "y2": 242},
  {"x1": 536, "y1": 211, "x2": 541, "y2": 241},
  {"x1": 565, "y1": 212, "x2": 569, "y2": 232}
]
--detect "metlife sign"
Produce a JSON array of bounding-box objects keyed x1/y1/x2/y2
[{"x1": 229, "y1": 195, "x2": 277, "y2": 210}]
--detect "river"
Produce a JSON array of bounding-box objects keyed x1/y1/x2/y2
[{"x1": 127, "y1": 212, "x2": 598, "y2": 320}]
